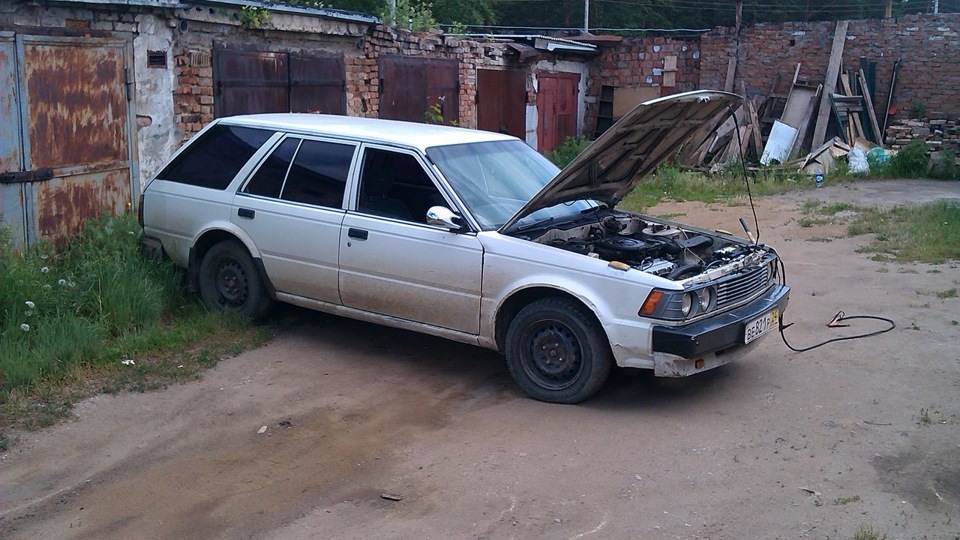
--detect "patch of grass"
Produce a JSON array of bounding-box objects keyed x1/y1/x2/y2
[
  {"x1": 801, "y1": 199, "x2": 823, "y2": 213},
  {"x1": 848, "y1": 201, "x2": 960, "y2": 263},
  {"x1": 798, "y1": 216, "x2": 834, "y2": 228},
  {"x1": 919, "y1": 407, "x2": 933, "y2": 424},
  {"x1": 619, "y1": 164, "x2": 813, "y2": 211},
  {"x1": 833, "y1": 494, "x2": 861, "y2": 505},
  {"x1": 819, "y1": 202, "x2": 855, "y2": 215},
  {"x1": 936, "y1": 288, "x2": 958, "y2": 299},
  {"x1": 852, "y1": 524, "x2": 887, "y2": 540},
  {"x1": 0, "y1": 214, "x2": 271, "y2": 432},
  {"x1": 807, "y1": 237, "x2": 835, "y2": 243}
]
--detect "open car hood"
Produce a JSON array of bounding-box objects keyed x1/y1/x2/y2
[{"x1": 500, "y1": 90, "x2": 740, "y2": 233}]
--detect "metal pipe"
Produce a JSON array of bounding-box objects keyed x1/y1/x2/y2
[{"x1": 584, "y1": 0, "x2": 589, "y2": 33}]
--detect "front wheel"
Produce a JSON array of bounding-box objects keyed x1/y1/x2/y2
[
  {"x1": 504, "y1": 297, "x2": 612, "y2": 404},
  {"x1": 198, "y1": 240, "x2": 272, "y2": 320}
]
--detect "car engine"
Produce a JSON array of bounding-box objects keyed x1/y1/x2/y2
[{"x1": 527, "y1": 212, "x2": 771, "y2": 283}]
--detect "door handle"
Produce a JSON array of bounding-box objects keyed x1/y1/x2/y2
[
  {"x1": 237, "y1": 208, "x2": 255, "y2": 219},
  {"x1": 347, "y1": 228, "x2": 368, "y2": 240}
]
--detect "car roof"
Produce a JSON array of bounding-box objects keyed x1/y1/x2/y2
[{"x1": 217, "y1": 113, "x2": 517, "y2": 151}]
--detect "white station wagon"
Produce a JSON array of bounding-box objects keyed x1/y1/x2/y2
[{"x1": 140, "y1": 90, "x2": 789, "y2": 403}]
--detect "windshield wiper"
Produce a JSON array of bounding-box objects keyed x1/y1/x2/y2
[{"x1": 511, "y1": 216, "x2": 555, "y2": 234}]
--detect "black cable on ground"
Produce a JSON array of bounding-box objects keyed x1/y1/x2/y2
[
  {"x1": 728, "y1": 103, "x2": 896, "y2": 354},
  {"x1": 778, "y1": 311, "x2": 896, "y2": 353}
]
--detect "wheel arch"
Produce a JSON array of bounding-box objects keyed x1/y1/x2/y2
[
  {"x1": 494, "y1": 286, "x2": 605, "y2": 353},
  {"x1": 187, "y1": 228, "x2": 275, "y2": 298}
]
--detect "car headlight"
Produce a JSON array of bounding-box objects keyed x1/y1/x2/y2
[
  {"x1": 680, "y1": 293, "x2": 694, "y2": 317},
  {"x1": 698, "y1": 287, "x2": 714, "y2": 312},
  {"x1": 640, "y1": 286, "x2": 716, "y2": 321}
]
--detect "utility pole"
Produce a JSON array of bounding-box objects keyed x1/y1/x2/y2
[
  {"x1": 584, "y1": 0, "x2": 590, "y2": 34},
  {"x1": 389, "y1": 0, "x2": 396, "y2": 25},
  {"x1": 885, "y1": 0, "x2": 892, "y2": 18},
  {"x1": 934, "y1": 0, "x2": 940, "y2": 14}
]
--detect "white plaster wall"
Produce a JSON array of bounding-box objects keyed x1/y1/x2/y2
[{"x1": 133, "y1": 13, "x2": 176, "y2": 188}]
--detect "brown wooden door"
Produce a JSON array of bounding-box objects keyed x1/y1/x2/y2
[
  {"x1": 379, "y1": 55, "x2": 459, "y2": 124},
  {"x1": 290, "y1": 53, "x2": 345, "y2": 114},
  {"x1": 214, "y1": 50, "x2": 289, "y2": 117},
  {"x1": 537, "y1": 72, "x2": 580, "y2": 153},
  {"x1": 477, "y1": 69, "x2": 526, "y2": 139},
  {"x1": 214, "y1": 50, "x2": 345, "y2": 117}
]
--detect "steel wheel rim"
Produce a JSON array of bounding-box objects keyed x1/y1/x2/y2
[
  {"x1": 215, "y1": 259, "x2": 248, "y2": 308},
  {"x1": 522, "y1": 319, "x2": 584, "y2": 391}
]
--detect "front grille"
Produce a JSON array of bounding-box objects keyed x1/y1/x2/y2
[{"x1": 715, "y1": 263, "x2": 770, "y2": 309}]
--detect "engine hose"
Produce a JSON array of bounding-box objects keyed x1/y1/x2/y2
[{"x1": 666, "y1": 263, "x2": 702, "y2": 280}]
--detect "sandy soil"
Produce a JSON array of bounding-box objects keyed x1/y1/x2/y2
[{"x1": 2, "y1": 180, "x2": 959, "y2": 539}]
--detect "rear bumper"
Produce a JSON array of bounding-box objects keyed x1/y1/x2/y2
[
  {"x1": 139, "y1": 234, "x2": 166, "y2": 261},
  {"x1": 652, "y1": 283, "x2": 789, "y2": 364}
]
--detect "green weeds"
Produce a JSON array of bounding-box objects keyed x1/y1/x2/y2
[
  {"x1": 0, "y1": 214, "x2": 269, "y2": 433},
  {"x1": 848, "y1": 201, "x2": 960, "y2": 263}
]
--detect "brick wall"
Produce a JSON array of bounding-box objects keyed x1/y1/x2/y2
[
  {"x1": 358, "y1": 25, "x2": 525, "y2": 127},
  {"x1": 699, "y1": 14, "x2": 960, "y2": 122},
  {"x1": 585, "y1": 36, "x2": 701, "y2": 135}
]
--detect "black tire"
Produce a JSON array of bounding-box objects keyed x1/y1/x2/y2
[
  {"x1": 504, "y1": 297, "x2": 612, "y2": 404},
  {"x1": 198, "y1": 240, "x2": 272, "y2": 320}
]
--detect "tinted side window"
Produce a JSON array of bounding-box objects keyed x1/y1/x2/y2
[
  {"x1": 158, "y1": 125, "x2": 273, "y2": 189},
  {"x1": 280, "y1": 140, "x2": 354, "y2": 208},
  {"x1": 244, "y1": 138, "x2": 301, "y2": 198}
]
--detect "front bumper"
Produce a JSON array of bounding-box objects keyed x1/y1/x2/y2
[{"x1": 651, "y1": 284, "x2": 790, "y2": 374}]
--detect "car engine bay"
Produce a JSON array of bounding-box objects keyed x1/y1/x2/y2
[{"x1": 525, "y1": 211, "x2": 773, "y2": 284}]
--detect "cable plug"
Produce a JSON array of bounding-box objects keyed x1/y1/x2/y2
[{"x1": 827, "y1": 311, "x2": 850, "y2": 328}]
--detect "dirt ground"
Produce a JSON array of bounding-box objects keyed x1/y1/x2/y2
[{"x1": 2, "y1": 180, "x2": 959, "y2": 539}]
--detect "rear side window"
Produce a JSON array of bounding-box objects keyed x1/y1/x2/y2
[
  {"x1": 280, "y1": 140, "x2": 354, "y2": 208},
  {"x1": 158, "y1": 125, "x2": 273, "y2": 189},
  {"x1": 244, "y1": 138, "x2": 301, "y2": 198}
]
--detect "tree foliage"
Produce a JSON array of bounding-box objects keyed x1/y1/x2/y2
[{"x1": 297, "y1": 0, "x2": 959, "y2": 30}]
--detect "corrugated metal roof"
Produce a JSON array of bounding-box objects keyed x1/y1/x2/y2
[{"x1": 466, "y1": 34, "x2": 598, "y2": 54}]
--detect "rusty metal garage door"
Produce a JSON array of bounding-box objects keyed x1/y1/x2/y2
[
  {"x1": 213, "y1": 50, "x2": 345, "y2": 118},
  {"x1": 0, "y1": 32, "x2": 136, "y2": 247},
  {"x1": 477, "y1": 68, "x2": 526, "y2": 139},
  {"x1": 536, "y1": 72, "x2": 580, "y2": 153},
  {"x1": 379, "y1": 55, "x2": 459, "y2": 124}
]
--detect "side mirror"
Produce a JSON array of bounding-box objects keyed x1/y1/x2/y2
[{"x1": 426, "y1": 205, "x2": 464, "y2": 231}]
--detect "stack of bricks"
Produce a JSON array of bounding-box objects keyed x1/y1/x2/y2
[{"x1": 885, "y1": 117, "x2": 960, "y2": 154}]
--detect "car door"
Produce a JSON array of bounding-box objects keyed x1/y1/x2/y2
[
  {"x1": 338, "y1": 145, "x2": 483, "y2": 334},
  {"x1": 233, "y1": 135, "x2": 356, "y2": 304}
]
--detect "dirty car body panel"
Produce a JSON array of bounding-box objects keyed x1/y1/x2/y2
[{"x1": 141, "y1": 90, "x2": 789, "y2": 403}]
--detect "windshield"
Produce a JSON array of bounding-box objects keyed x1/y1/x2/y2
[{"x1": 427, "y1": 140, "x2": 595, "y2": 231}]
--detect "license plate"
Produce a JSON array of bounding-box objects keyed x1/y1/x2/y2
[{"x1": 744, "y1": 308, "x2": 779, "y2": 344}]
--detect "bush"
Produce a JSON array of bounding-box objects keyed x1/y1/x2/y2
[
  {"x1": 930, "y1": 148, "x2": 959, "y2": 180},
  {"x1": 546, "y1": 136, "x2": 591, "y2": 168},
  {"x1": 887, "y1": 139, "x2": 930, "y2": 178}
]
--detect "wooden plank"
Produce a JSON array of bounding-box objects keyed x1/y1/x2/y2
[
  {"x1": 882, "y1": 58, "x2": 901, "y2": 134},
  {"x1": 859, "y1": 68, "x2": 884, "y2": 146},
  {"x1": 724, "y1": 56, "x2": 737, "y2": 93},
  {"x1": 787, "y1": 87, "x2": 821, "y2": 160},
  {"x1": 811, "y1": 20, "x2": 849, "y2": 149},
  {"x1": 747, "y1": 99, "x2": 764, "y2": 156},
  {"x1": 839, "y1": 74, "x2": 865, "y2": 140}
]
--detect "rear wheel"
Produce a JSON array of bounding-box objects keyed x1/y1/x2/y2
[
  {"x1": 505, "y1": 297, "x2": 612, "y2": 404},
  {"x1": 198, "y1": 240, "x2": 272, "y2": 320}
]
